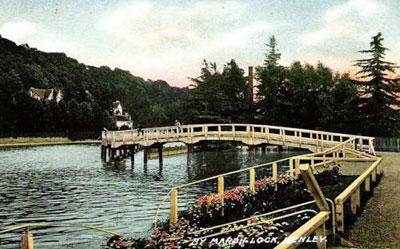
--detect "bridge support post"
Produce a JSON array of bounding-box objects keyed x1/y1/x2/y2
[
  {"x1": 158, "y1": 144, "x2": 163, "y2": 166},
  {"x1": 123, "y1": 146, "x2": 128, "y2": 158},
  {"x1": 130, "y1": 145, "x2": 135, "y2": 166},
  {"x1": 187, "y1": 144, "x2": 193, "y2": 167},
  {"x1": 101, "y1": 146, "x2": 105, "y2": 161},
  {"x1": 144, "y1": 147, "x2": 149, "y2": 164},
  {"x1": 248, "y1": 145, "x2": 254, "y2": 156},
  {"x1": 111, "y1": 148, "x2": 116, "y2": 160},
  {"x1": 261, "y1": 144, "x2": 266, "y2": 153}
]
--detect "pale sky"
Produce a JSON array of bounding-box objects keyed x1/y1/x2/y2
[{"x1": 1, "y1": 0, "x2": 399, "y2": 87}]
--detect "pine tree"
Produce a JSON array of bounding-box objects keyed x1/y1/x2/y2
[
  {"x1": 264, "y1": 35, "x2": 281, "y2": 66},
  {"x1": 353, "y1": 32, "x2": 400, "y2": 136}
]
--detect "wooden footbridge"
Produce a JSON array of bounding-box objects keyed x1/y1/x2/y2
[
  {"x1": 5, "y1": 124, "x2": 381, "y2": 249},
  {"x1": 101, "y1": 123, "x2": 381, "y2": 248},
  {"x1": 101, "y1": 123, "x2": 376, "y2": 163}
]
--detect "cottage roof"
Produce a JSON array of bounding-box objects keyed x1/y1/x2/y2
[
  {"x1": 29, "y1": 87, "x2": 54, "y2": 99},
  {"x1": 112, "y1": 101, "x2": 121, "y2": 108}
]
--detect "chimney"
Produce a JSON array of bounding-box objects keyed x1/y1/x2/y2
[{"x1": 248, "y1": 66, "x2": 254, "y2": 106}]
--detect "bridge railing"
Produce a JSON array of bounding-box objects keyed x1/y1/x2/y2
[
  {"x1": 102, "y1": 124, "x2": 376, "y2": 154},
  {"x1": 159, "y1": 138, "x2": 360, "y2": 225}
]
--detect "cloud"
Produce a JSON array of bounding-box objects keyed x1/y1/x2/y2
[
  {"x1": 96, "y1": 1, "x2": 275, "y2": 85},
  {"x1": 0, "y1": 21, "x2": 38, "y2": 43},
  {"x1": 298, "y1": 0, "x2": 385, "y2": 45}
]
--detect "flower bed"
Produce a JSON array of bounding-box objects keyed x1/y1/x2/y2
[{"x1": 105, "y1": 166, "x2": 341, "y2": 249}]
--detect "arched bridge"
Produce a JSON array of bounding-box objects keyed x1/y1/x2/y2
[{"x1": 101, "y1": 124, "x2": 376, "y2": 161}]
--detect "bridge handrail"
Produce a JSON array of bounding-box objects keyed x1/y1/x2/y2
[
  {"x1": 102, "y1": 124, "x2": 375, "y2": 155},
  {"x1": 106, "y1": 123, "x2": 374, "y2": 140},
  {"x1": 175, "y1": 137, "x2": 355, "y2": 190}
]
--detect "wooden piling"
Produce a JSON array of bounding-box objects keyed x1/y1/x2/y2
[
  {"x1": 111, "y1": 148, "x2": 115, "y2": 160},
  {"x1": 261, "y1": 144, "x2": 266, "y2": 153},
  {"x1": 130, "y1": 145, "x2": 135, "y2": 165},
  {"x1": 158, "y1": 144, "x2": 163, "y2": 166},
  {"x1": 187, "y1": 144, "x2": 193, "y2": 167},
  {"x1": 248, "y1": 145, "x2": 254, "y2": 156},
  {"x1": 124, "y1": 146, "x2": 128, "y2": 158},
  {"x1": 144, "y1": 147, "x2": 149, "y2": 164}
]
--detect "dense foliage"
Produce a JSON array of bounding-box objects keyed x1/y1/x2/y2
[
  {"x1": 185, "y1": 59, "x2": 252, "y2": 123},
  {"x1": 256, "y1": 61, "x2": 360, "y2": 133},
  {"x1": 0, "y1": 36, "x2": 187, "y2": 135}
]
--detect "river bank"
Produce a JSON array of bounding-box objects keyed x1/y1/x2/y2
[{"x1": 0, "y1": 137, "x2": 100, "y2": 148}]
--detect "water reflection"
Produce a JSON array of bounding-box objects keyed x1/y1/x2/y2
[{"x1": 0, "y1": 145, "x2": 306, "y2": 249}]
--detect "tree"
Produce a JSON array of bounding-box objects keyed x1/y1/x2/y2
[
  {"x1": 220, "y1": 60, "x2": 251, "y2": 122},
  {"x1": 256, "y1": 36, "x2": 289, "y2": 125},
  {"x1": 264, "y1": 35, "x2": 281, "y2": 66},
  {"x1": 353, "y1": 32, "x2": 400, "y2": 136},
  {"x1": 187, "y1": 60, "x2": 250, "y2": 123}
]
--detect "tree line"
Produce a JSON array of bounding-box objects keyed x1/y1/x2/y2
[
  {"x1": 184, "y1": 33, "x2": 400, "y2": 137},
  {"x1": 0, "y1": 36, "x2": 187, "y2": 137},
  {"x1": 0, "y1": 32, "x2": 398, "y2": 137}
]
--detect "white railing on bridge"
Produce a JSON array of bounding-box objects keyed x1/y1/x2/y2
[{"x1": 102, "y1": 124, "x2": 375, "y2": 155}]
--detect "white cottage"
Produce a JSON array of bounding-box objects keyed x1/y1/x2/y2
[
  {"x1": 29, "y1": 87, "x2": 63, "y2": 102},
  {"x1": 112, "y1": 100, "x2": 132, "y2": 129}
]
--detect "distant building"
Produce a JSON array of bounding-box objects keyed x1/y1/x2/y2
[
  {"x1": 29, "y1": 87, "x2": 63, "y2": 102},
  {"x1": 112, "y1": 100, "x2": 132, "y2": 129},
  {"x1": 112, "y1": 100, "x2": 123, "y2": 115}
]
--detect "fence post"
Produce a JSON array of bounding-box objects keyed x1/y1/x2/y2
[
  {"x1": 365, "y1": 176, "x2": 371, "y2": 192},
  {"x1": 21, "y1": 228, "x2": 34, "y2": 249},
  {"x1": 272, "y1": 163, "x2": 278, "y2": 181},
  {"x1": 315, "y1": 224, "x2": 327, "y2": 249},
  {"x1": 351, "y1": 188, "x2": 360, "y2": 215},
  {"x1": 249, "y1": 168, "x2": 256, "y2": 194},
  {"x1": 289, "y1": 158, "x2": 294, "y2": 179},
  {"x1": 372, "y1": 168, "x2": 377, "y2": 182},
  {"x1": 218, "y1": 176, "x2": 225, "y2": 206},
  {"x1": 336, "y1": 203, "x2": 344, "y2": 232},
  {"x1": 295, "y1": 158, "x2": 300, "y2": 177},
  {"x1": 170, "y1": 188, "x2": 178, "y2": 224}
]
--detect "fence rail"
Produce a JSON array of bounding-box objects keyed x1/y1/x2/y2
[
  {"x1": 374, "y1": 137, "x2": 400, "y2": 152},
  {"x1": 157, "y1": 135, "x2": 381, "y2": 249}
]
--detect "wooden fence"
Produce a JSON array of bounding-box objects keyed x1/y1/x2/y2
[
  {"x1": 157, "y1": 136, "x2": 382, "y2": 249},
  {"x1": 374, "y1": 137, "x2": 400, "y2": 152}
]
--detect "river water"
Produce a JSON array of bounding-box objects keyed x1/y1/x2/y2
[{"x1": 0, "y1": 145, "x2": 306, "y2": 248}]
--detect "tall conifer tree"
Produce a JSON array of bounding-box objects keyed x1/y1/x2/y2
[{"x1": 353, "y1": 32, "x2": 400, "y2": 136}]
